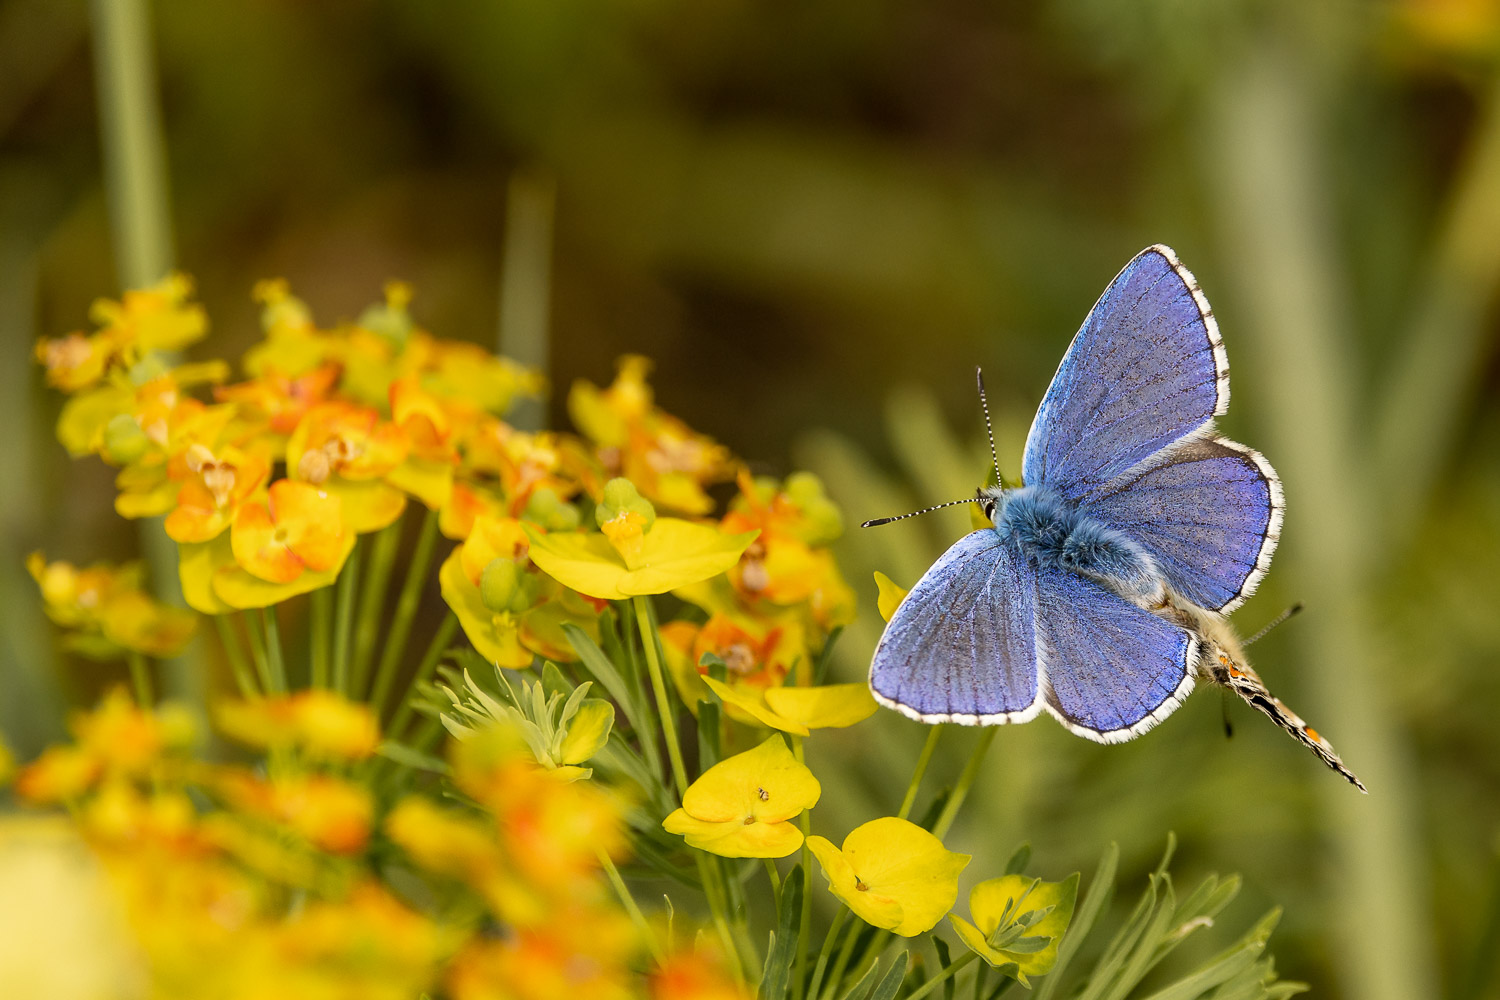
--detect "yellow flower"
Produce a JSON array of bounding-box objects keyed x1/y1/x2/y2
[
  {"x1": 214, "y1": 769, "x2": 374, "y2": 854},
  {"x1": 806, "y1": 817, "x2": 970, "y2": 936},
  {"x1": 27, "y1": 553, "x2": 197, "y2": 659},
  {"x1": 662, "y1": 735, "x2": 820, "y2": 858},
  {"x1": 526, "y1": 479, "x2": 757, "y2": 601},
  {"x1": 286, "y1": 401, "x2": 409, "y2": 533},
  {"x1": 214, "y1": 691, "x2": 380, "y2": 761},
  {"x1": 568, "y1": 355, "x2": 736, "y2": 515},
  {"x1": 874, "y1": 571, "x2": 909, "y2": 623},
  {"x1": 949, "y1": 873, "x2": 1079, "y2": 984},
  {"x1": 230, "y1": 479, "x2": 347, "y2": 584}
]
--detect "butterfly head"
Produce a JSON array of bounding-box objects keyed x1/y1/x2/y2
[{"x1": 977, "y1": 484, "x2": 1004, "y2": 524}]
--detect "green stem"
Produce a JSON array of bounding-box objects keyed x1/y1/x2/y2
[
  {"x1": 632, "y1": 595, "x2": 688, "y2": 796},
  {"x1": 213, "y1": 614, "x2": 259, "y2": 699},
  {"x1": 242, "y1": 610, "x2": 273, "y2": 694},
  {"x1": 899, "y1": 725, "x2": 945, "y2": 821},
  {"x1": 260, "y1": 606, "x2": 288, "y2": 695},
  {"x1": 369, "y1": 508, "x2": 440, "y2": 712},
  {"x1": 385, "y1": 611, "x2": 457, "y2": 738},
  {"x1": 127, "y1": 651, "x2": 153, "y2": 707},
  {"x1": 331, "y1": 541, "x2": 363, "y2": 696},
  {"x1": 350, "y1": 519, "x2": 402, "y2": 696},
  {"x1": 764, "y1": 859, "x2": 783, "y2": 910},
  {"x1": 696, "y1": 852, "x2": 744, "y2": 981},
  {"x1": 309, "y1": 586, "x2": 332, "y2": 689},
  {"x1": 906, "y1": 952, "x2": 978, "y2": 1000},
  {"x1": 806, "y1": 907, "x2": 850, "y2": 1000},
  {"x1": 973, "y1": 963, "x2": 989, "y2": 1000},
  {"x1": 795, "y1": 737, "x2": 814, "y2": 1000},
  {"x1": 932, "y1": 729, "x2": 996, "y2": 840},
  {"x1": 600, "y1": 848, "x2": 664, "y2": 965},
  {"x1": 820, "y1": 914, "x2": 864, "y2": 1000}
]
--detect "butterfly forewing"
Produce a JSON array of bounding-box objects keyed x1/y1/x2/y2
[
  {"x1": 1022, "y1": 246, "x2": 1227, "y2": 500},
  {"x1": 870, "y1": 531, "x2": 1041, "y2": 725}
]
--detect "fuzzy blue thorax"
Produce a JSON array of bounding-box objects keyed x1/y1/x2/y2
[{"x1": 983, "y1": 485, "x2": 1164, "y2": 604}]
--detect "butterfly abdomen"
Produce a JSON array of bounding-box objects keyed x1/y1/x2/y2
[{"x1": 993, "y1": 486, "x2": 1164, "y2": 603}]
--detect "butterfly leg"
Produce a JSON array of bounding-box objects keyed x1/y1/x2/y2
[{"x1": 1198, "y1": 642, "x2": 1367, "y2": 793}]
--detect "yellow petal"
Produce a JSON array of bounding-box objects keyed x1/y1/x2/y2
[
  {"x1": 617, "y1": 521, "x2": 758, "y2": 596},
  {"x1": 701, "y1": 676, "x2": 809, "y2": 736},
  {"x1": 177, "y1": 536, "x2": 236, "y2": 615},
  {"x1": 385, "y1": 457, "x2": 454, "y2": 510},
  {"x1": 662, "y1": 810, "x2": 804, "y2": 859},
  {"x1": 960, "y1": 873, "x2": 1078, "y2": 977},
  {"x1": 680, "y1": 734, "x2": 820, "y2": 825},
  {"x1": 438, "y1": 551, "x2": 535, "y2": 669},
  {"x1": 838, "y1": 817, "x2": 970, "y2": 937},
  {"x1": 323, "y1": 477, "x2": 407, "y2": 534},
  {"x1": 874, "y1": 571, "x2": 909, "y2": 624},
  {"x1": 807, "y1": 834, "x2": 906, "y2": 933},
  {"x1": 523, "y1": 529, "x2": 630, "y2": 600},
  {"x1": 764, "y1": 684, "x2": 878, "y2": 730},
  {"x1": 558, "y1": 700, "x2": 614, "y2": 766},
  {"x1": 210, "y1": 531, "x2": 356, "y2": 610}
]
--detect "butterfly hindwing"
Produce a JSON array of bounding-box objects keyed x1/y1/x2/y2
[
  {"x1": 870, "y1": 531, "x2": 1041, "y2": 725},
  {"x1": 1022, "y1": 245, "x2": 1227, "y2": 501},
  {"x1": 1035, "y1": 563, "x2": 1196, "y2": 742},
  {"x1": 1082, "y1": 435, "x2": 1283, "y2": 614}
]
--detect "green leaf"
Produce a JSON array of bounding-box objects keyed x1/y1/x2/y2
[
  {"x1": 813, "y1": 624, "x2": 844, "y2": 685},
  {"x1": 698, "y1": 696, "x2": 722, "y2": 770},
  {"x1": 837, "y1": 957, "x2": 883, "y2": 1000},
  {"x1": 1004, "y1": 843, "x2": 1032, "y2": 876},
  {"x1": 870, "y1": 952, "x2": 911, "y2": 1000},
  {"x1": 1137, "y1": 908, "x2": 1284, "y2": 1000},
  {"x1": 933, "y1": 937, "x2": 956, "y2": 1000},
  {"x1": 759, "y1": 865, "x2": 804, "y2": 1000},
  {"x1": 375, "y1": 740, "x2": 449, "y2": 774},
  {"x1": 1039, "y1": 843, "x2": 1120, "y2": 1000},
  {"x1": 563, "y1": 622, "x2": 643, "y2": 732}
]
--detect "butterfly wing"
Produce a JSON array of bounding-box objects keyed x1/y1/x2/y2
[
  {"x1": 1035, "y1": 562, "x2": 1197, "y2": 741},
  {"x1": 1022, "y1": 245, "x2": 1228, "y2": 501},
  {"x1": 869, "y1": 531, "x2": 1042, "y2": 725},
  {"x1": 1081, "y1": 435, "x2": 1283, "y2": 614}
]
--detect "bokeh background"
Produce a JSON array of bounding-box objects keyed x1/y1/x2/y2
[{"x1": 3, "y1": 2, "x2": 1499, "y2": 998}]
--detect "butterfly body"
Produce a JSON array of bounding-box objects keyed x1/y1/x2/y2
[{"x1": 869, "y1": 244, "x2": 1367, "y2": 791}]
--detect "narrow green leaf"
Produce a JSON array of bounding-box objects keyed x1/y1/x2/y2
[
  {"x1": 760, "y1": 866, "x2": 805, "y2": 1000},
  {"x1": 1099, "y1": 873, "x2": 1180, "y2": 1000},
  {"x1": 698, "y1": 697, "x2": 722, "y2": 770},
  {"x1": 375, "y1": 740, "x2": 449, "y2": 774},
  {"x1": 870, "y1": 952, "x2": 911, "y2": 1000},
  {"x1": 837, "y1": 958, "x2": 883, "y2": 1000},
  {"x1": 933, "y1": 937, "x2": 956, "y2": 1000},
  {"x1": 563, "y1": 623, "x2": 643, "y2": 731},
  {"x1": 1034, "y1": 842, "x2": 1117, "y2": 1000},
  {"x1": 813, "y1": 625, "x2": 844, "y2": 685},
  {"x1": 1004, "y1": 843, "x2": 1032, "y2": 876},
  {"x1": 1137, "y1": 908, "x2": 1284, "y2": 1000}
]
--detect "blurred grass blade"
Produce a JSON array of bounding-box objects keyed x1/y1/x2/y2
[{"x1": 760, "y1": 866, "x2": 804, "y2": 1000}]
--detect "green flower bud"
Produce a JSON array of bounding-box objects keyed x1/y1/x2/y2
[
  {"x1": 524, "y1": 487, "x2": 581, "y2": 532},
  {"x1": 594, "y1": 477, "x2": 655, "y2": 531},
  {"x1": 357, "y1": 282, "x2": 414, "y2": 348},
  {"x1": 479, "y1": 557, "x2": 532, "y2": 613},
  {"x1": 127, "y1": 354, "x2": 169, "y2": 386},
  {"x1": 102, "y1": 414, "x2": 151, "y2": 465},
  {"x1": 786, "y1": 472, "x2": 843, "y2": 544}
]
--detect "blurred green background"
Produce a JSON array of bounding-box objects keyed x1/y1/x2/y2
[{"x1": 3, "y1": 1, "x2": 1499, "y2": 998}]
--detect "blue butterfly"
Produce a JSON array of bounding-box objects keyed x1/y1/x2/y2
[{"x1": 867, "y1": 245, "x2": 1365, "y2": 791}]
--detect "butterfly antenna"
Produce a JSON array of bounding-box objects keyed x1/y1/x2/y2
[
  {"x1": 1243, "y1": 602, "x2": 1304, "y2": 646},
  {"x1": 976, "y1": 366, "x2": 1002, "y2": 487},
  {"x1": 861, "y1": 497, "x2": 980, "y2": 529}
]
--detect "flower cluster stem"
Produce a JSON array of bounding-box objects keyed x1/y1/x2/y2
[
  {"x1": 261, "y1": 606, "x2": 288, "y2": 694},
  {"x1": 600, "y1": 848, "x2": 664, "y2": 965},
  {"x1": 243, "y1": 610, "x2": 273, "y2": 694},
  {"x1": 806, "y1": 906, "x2": 849, "y2": 1000},
  {"x1": 820, "y1": 914, "x2": 864, "y2": 1000},
  {"x1": 331, "y1": 541, "x2": 363, "y2": 695},
  {"x1": 309, "y1": 586, "x2": 332, "y2": 689},
  {"x1": 214, "y1": 614, "x2": 259, "y2": 699},
  {"x1": 128, "y1": 651, "x2": 153, "y2": 707},
  {"x1": 905, "y1": 951, "x2": 978, "y2": 1000},
  {"x1": 350, "y1": 519, "x2": 401, "y2": 695},
  {"x1": 933, "y1": 728, "x2": 996, "y2": 840},
  {"x1": 794, "y1": 737, "x2": 814, "y2": 1000},
  {"x1": 385, "y1": 610, "x2": 457, "y2": 738},
  {"x1": 899, "y1": 725, "x2": 945, "y2": 820},
  {"x1": 633, "y1": 595, "x2": 688, "y2": 797},
  {"x1": 369, "y1": 507, "x2": 440, "y2": 713}
]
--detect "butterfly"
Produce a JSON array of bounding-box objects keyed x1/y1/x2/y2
[{"x1": 866, "y1": 245, "x2": 1366, "y2": 792}]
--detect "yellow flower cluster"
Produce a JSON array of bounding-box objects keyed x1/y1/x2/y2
[
  {"x1": 27, "y1": 553, "x2": 196, "y2": 659},
  {"x1": 4, "y1": 691, "x2": 747, "y2": 999}
]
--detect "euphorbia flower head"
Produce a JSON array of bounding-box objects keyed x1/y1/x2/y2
[
  {"x1": 662, "y1": 735, "x2": 820, "y2": 858},
  {"x1": 807, "y1": 817, "x2": 970, "y2": 936}
]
